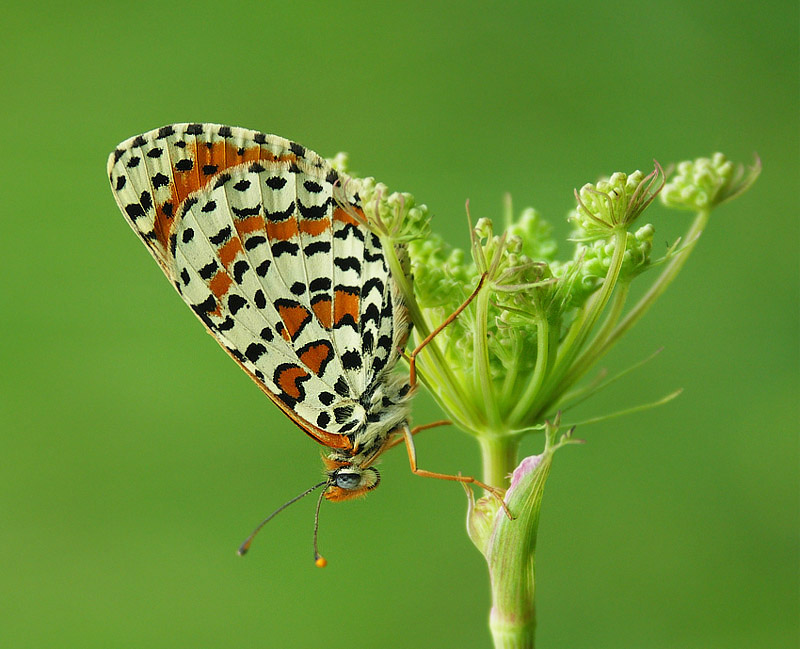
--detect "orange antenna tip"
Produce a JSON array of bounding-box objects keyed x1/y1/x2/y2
[{"x1": 315, "y1": 556, "x2": 328, "y2": 568}]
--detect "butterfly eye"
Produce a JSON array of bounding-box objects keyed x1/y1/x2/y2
[{"x1": 334, "y1": 472, "x2": 362, "y2": 490}]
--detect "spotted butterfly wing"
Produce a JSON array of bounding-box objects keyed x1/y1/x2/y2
[{"x1": 107, "y1": 124, "x2": 411, "y2": 471}]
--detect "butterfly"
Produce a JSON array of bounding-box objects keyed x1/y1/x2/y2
[{"x1": 107, "y1": 123, "x2": 507, "y2": 564}]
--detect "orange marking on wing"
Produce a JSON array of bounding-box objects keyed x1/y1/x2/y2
[
  {"x1": 240, "y1": 145, "x2": 261, "y2": 163},
  {"x1": 266, "y1": 218, "x2": 300, "y2": 241},
  {"x1": 234, "y1": 215, "x2": 267, "y2": 237},
  {"x1": 218, "y1": 237, "x2": 244, "y2": 267},
  {"x1": 275, "y1": 365, "x2": 309, "y2": 400},
  {"x1": 298, "y1": 341, "x2": 333, "y2": 376},
  {"x1": 193, "y1": 141, "x2": 214, "y2": 176},
  {"x1": 311, "y1": 296, "x2": 333, "y2": 329},
  {"x1": 154, "y1": 136, "x2": 300, "y2": 256},
  {"x1": 299, "y1": 218, "x2": 331, "y2": 236},
  {"x1": 334, "y1": 289, "x2": 360, "y2": 327},
  {"x1": 277, "y1": 302, "x2": 312, "y2": 341},
  {"x1": 208, "y1": 271, "x2": 233, "y2": 299},
  {"x1": 152, "y1": 204, "x2": 175, "y2": 250},
  {"x1": 333, "y1": 207, "x2": 362, "y2": 227}
]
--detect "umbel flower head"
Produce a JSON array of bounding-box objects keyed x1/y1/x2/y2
[
  {"x1": 660, "y1": 152, "x2": 761, "y2": 211},
  {"x1": 327, "y1": 150, "x2": 758, "y2": 649},
  {"x1": 569, "y1": 164, "x2": 664, "y2": 239}
]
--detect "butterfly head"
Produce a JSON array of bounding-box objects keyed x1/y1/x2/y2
[{"x1": 322, "y1": 457, "x2": 381, "y2": 501}]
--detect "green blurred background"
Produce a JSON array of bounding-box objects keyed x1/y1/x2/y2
[{"x1": 2, "y1": 1, "x2": 797, "y2": 647}]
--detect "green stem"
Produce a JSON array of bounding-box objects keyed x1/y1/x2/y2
[
  {"x1": 479, "y1": 435, "x2": 520, "y2": 488},
  {"x1": 534, "y1": 229, "x2": 628, "y2": 415},
  {"x1": 551, "y1": 279, "x2": 630, "y2": 400},
  {"x1": 474, "y1": 285, "x2": 501, "y2": 428},
  {"x1": 507, "y1": 314, "x2": 551, "y2": 426}
]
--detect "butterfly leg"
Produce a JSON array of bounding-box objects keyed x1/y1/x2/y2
[
  {"x1": 401, "y1": 423, "x2": 513, "y2": 519},
  {"x1": 407, "y1": 273, "x2": 487, "y2": 389},
  {"x1": 384, "y1": 420, "x2": 452, "y2": 451}
]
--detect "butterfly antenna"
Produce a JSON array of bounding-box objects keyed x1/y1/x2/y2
[
  {"x1": 237, "y1": 481, "x2": 328, "y2": 556},
  {"x1": 312, "y1": 485, "x2": 328, "y2": 568}
]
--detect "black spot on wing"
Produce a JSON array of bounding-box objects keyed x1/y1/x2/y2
[
  {"x1": 361, "y1": 278, "x2": 384, "y2": 297},
  {"x1": 334, "y1": 405, "x2": 354, "y2": 424},
  {"x1": 255, "y1": 259, "x2": 271, "y2": 276},
  {"x1": 245, "y1": 236, "x2": 267, "y2": 251},
  {"x1": 272, "y1": 241, "x2": 299, "y2": 257},
  {"x1": 228, "y1": 294, "x2": 247, "y2": 315},
  {"x1": 232, "y1": 205, "x2": 260, "y2": 218},
  {"x1": 297, "y1": 198, "x2": 330, "y2": 220},
  {"x1": 334, "y1": 223, "x2": 365, "y2": 242},
  {"x1": 254, "y1": 290, "x2": 266, "y2": 309},
  {"x1": 334, "y1": 376, "x2": 350, "y2": 397},
  {"x1": 341, "y1": 350, "x2": 362, "y2": 370},
  {"x1": 198, "y1": 261, "x2": 218, "y2": 280},
  {"x1": 334, "y1": 257, "x2": 361, "y2": 273},
  {"x1": 266, "y1": 176, "x2": 287, "y2": 190},
  {"x1": 125, "y1": 203, "x2": 145, "y2": 220},
  {"x1": 245, "y1": 343, "x2": 266, "y2": 362},
  {"x1": 232, "y1": 260, "x2": 249, "y2": 283},
  {"x1": 310, "y1": 277, "x2": 331, "y2": 292},
  {"x1": 265, "y1": 202, "x2": 296, "y2": 222},
  {"x1": 209, "y1": 226, "x2": 232, "y2": 245},
  {"x1": 304, "y1": 241, "x2": 330, "y2": 256}
]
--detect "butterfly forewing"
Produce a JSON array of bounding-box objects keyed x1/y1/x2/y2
[{"x1": 108, "y1": 123, "x2": 406, "y2": 446}]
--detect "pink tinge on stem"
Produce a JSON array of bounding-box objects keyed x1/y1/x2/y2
[{"x1": 508, "y1": 454, "x2": 543, "y2": 492}]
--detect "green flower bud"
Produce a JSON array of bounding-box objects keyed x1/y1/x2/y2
[
  {"x1": 570, "y1": 164, "x2": 664, "y2": 239},
  {"x1": 661, "y1": 153, "x2": 761, "y2": 211}
]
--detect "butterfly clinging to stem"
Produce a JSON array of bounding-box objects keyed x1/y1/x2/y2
[{"x1": 107, "y1": 123, "x2": 509, "y2": 565}]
